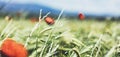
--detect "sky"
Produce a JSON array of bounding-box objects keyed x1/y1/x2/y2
[{"x1": 1, "y1": 0, "x2": 120, "y2": 16}]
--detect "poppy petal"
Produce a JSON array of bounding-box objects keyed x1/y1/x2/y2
[
  {"x1": 1, "y1": 38, "x2": 28, "y2": 57},
  {"x1": 78, "y1": 13, "x2": 85, "y2": 20}
]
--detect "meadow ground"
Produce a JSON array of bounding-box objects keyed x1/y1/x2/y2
[{"x1": 0, "y1": 18, "x2": 120, "y2": 57}]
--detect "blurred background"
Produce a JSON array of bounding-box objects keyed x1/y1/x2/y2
[{"x1": 0, "y1": 0, "x2": 120, "y2": 20}]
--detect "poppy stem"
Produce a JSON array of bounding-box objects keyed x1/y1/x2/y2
[
  {"x1": 55, "y1": 9, "x2": 64, "y2": 24},
  {"x1": 39, "y1": 9, "x2": 64, "y2": 57},
  {"x1": 24, "y1": 10, "x2": 51, "y2": 48},
  {"x1": 39, "y1": 9, "x2": 42, "y2": 22},
  {"x1": 41, "y1": 12, "x2": 51, "y2": 20}
]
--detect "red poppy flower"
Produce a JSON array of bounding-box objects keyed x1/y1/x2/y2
[
  {"x1": 0, "y1": 38, "x2": 28, "y2": 57},
  {"x1": 78, "y1": 13, "x2": 85, "y2": 20},
  {"x1": 45, "y1": 17, "x2": 54, "y2": 25}
]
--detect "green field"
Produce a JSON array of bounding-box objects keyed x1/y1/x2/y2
[{"x1": 0, "y1": 18, "x2": 120, "y2": 57}]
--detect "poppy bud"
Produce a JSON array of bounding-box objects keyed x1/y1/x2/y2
[{"x1": 45, "y1": 17, "x2": 54, "y2": 25}]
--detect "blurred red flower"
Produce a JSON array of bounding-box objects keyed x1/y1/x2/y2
[
  {"x1": 78, "y1": 13, "x2": 85, "y2": 20},
  {"x1": 30, "y1": 17, "x2": 39, "y2": 23},
  {"x1": 0, "y1": 38, "x2": 28, "y2": 57},
  {"x1": 45, "y1": 17, "x2": 54, "y2": 25}
]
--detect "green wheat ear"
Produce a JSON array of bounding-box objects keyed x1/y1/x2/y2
[{"x1": 0, "y1": 10, "x2": 120, "y2": 57}]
